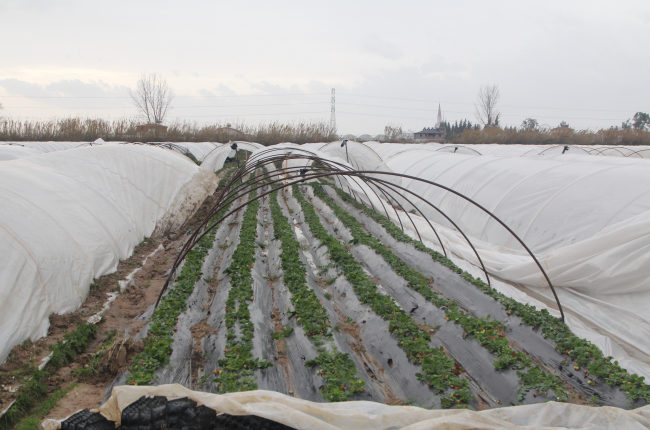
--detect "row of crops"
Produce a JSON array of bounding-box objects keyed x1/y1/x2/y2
[{"x1": 125, "y1": 166, "x2": 650, "y2": 410}]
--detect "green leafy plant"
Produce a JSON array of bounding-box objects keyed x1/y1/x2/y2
[
  {"x1": 212, "y1": 172, "x2": 274, "y2": 393},
  {"x1": 268, "y1": 188, "x2": 365, "y2": 400},
  {"x1": 293, "y1": 184, "x2": 470, "y2": 406},
  {"x1": 326, "y1": 183, "x2": 650, "y2": 404},
  {"x1": 2, "y1": 322, "x2": 97, "y2": 428},
  {"x1": 271, "y1": 326, "x2": 294, "y2": 340},
  {"x1": 127, "y1": 177, "x2": 243, "y2": 386}
]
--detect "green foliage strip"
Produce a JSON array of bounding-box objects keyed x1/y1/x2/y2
[
  {"x1": 293, "y1": 185, "x2": 469, "y2": 408},
  {"x1": 270, "y1": 190, "x2": 364, "y2": 401},
  {"x1": 312, "y1": 184, "x2": 566, "y2": 402},
  {"x1": 127, "y1": 180, "x2": 241, "y2": 385},
  {"x1": 1, "y1": 323, "x2": 97, "y2": 429},
  {"x1": 329, "y1": 183, "x2": 650, "y2": 404},
  {"x1": 212, "y1": 172, "x2": 273, "y2": 392}
]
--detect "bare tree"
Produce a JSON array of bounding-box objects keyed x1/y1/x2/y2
[
  {"x1": 384, "y1": 123, "x2": 404, "y2": 141},
  {"x1": 129, "y1": 73, "x2": 174, "y2": 124},
  {"x1": 475, "y1": 84, "x2": 501, "y2": 128}
]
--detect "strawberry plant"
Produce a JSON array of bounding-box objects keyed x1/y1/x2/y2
[
  {"x1": 328, "y1": 183, "x2": 650, "y2": 404},
  {"x1": 270, "y1": 189, "x2": 365, "y2": 401},
  {"x1": 127, "y1": 175, "x2": 242, "y2": 385},
  {"x1": 293, "y1": 184, "x2": 471, "y2": 407},
  {"x1": 312, "y1": 184, "x2": 567, "y2": 402},
  {"x1": 213, "y1": 172, "x2": 273, "y2": 392}
]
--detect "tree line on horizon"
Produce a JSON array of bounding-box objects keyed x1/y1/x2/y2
[{"x1": 1, "y1": 76, "x2": 649, "y2": 146}]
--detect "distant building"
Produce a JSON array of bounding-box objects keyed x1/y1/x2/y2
[
  {"x1": 414, "y1": 104, "x2": 446, "y2": 142},
  {"x1": 135, "y1": 124, "x2": 168, "y2": 134}
]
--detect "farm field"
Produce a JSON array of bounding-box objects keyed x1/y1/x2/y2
[
  {"x1": 3, "y1": 142, "x2": 650, "y2": 430},
  {"x1": 134, "y1": 165, "x2": 642, "y2": 410}
]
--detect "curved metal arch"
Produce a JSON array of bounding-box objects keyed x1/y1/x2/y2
[
  {"x1": 626, "y1": 148, "x2": 650, "y2": 158},
  {"x1": 158, "y1": 155, "x2": 564, "y2": 322},
  {"x1": 162, "y1": 153, "x2": 453, "y2": 304},
  {"x1": 537, "y1": 145, "x2": 591, "y2": 156},
  {"x1": 247, "y1": 147, "x2": 442, "y2": 250},
  {"x1": 317, "y1": 140, "x2": 384, "y2": 169},
  {"x1": 435, "y1": 145, "x2": 482, "y2": 155},
  {"x1": 586, "y1": 146, "x2": 626, "y2": 157}
]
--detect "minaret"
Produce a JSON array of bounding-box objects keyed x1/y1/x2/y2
[{"x1": 436, "y1": 103, "x2": 442, "y2": 128}]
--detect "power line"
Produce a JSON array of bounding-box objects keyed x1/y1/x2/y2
[
  {"x1": 1, "y1": 112, "x2": 331, "y2": 120},
  {"x1": 338, "y1": 93, "x2": 640, "y2": 113},
  {"x1": 168, "y1": 111, "x2": 330, "y2": 118},
  {"x1": 3, "y1": 102, "x2": 330, "y2": 109},
  {"x1": 338, "y1": 111, "x2": 627, "y2": 121},
  {"x1": 0, "y1": 93, "x2": 329, "y2": 99}
]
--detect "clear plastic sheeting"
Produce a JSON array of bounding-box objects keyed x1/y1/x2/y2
[
  {"x1": 433, "y1": 144, "x2": 482, "y2": 155},
  {"x1": 0, "y1": 144, "x2": 218, "y2": 363},
  {"x1": 362, "y1": 143, "x2": 650, "y2": 159},
  {"x1": 59, "y1": 385, "x2": 650, "y2": 430},
  {"x1": 363, "y1": 142, "x2": 442, "y2": 161}
]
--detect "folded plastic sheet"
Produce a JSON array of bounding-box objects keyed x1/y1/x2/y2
[
  {"x1": 0, "y1": 145, "x2": 218, "y2": 362},
  {"x1": 68, "y1": 385, "x2": 650, "y2": 430},
  {"x1": 165, "y1": 142, "x2": 221, "y2": 162},
  {"x1": 200, "y1": 141, "x2": 265, "y2": 172},
  {"x1": 333, "y1": 150, "x2": 650, "y2": 376}
]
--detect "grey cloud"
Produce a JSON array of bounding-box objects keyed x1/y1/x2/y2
[
  {"x1": 215, "y1": 84, "x2": 237, "y2": 97},
  {"x1": 0, "y1": 78, "x2": 131, "y2": 110},
  {"x1": 45, "y1": 79, "x2": 129, "y2": 98},
  {"x1": 251, "y1": 81, "x2": 303, "y2": 95},
  {"x1": 361, "y1": 35, "x2": 403, "y2": 60},
  {"x1": 198, "y1": 89, "x2": 217, "y2": 98},
  {"x1": 0, "y1": 78, "x2": 52, "y2": 98}
]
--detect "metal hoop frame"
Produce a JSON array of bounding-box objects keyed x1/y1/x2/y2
[{"x1": 156, "y1": 148, "x2": 565, "y2": 322}]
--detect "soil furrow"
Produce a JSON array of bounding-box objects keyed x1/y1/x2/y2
[
  {"x1": 322, "y1": 184, "x2": 631, "y2": 408},
  {"x1": 284, "y1": 187, "x2": 445, "y2": 408},
  {"x1": 278, "y1": 190, "x2": 390, "y2": 403}
]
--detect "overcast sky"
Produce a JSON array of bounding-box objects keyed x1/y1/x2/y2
[{"x1": 1, "y1": 0, "x2": 649, "y2": 135}]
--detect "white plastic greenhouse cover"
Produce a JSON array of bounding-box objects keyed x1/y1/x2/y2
[
  {"x1": 363, "y1": 142, "x2": 442, "y2": 160},
  {"x1": 339, "y1": 149, "x2": 649, "y2": 377},
  {"x1": 0, "y1": 144, "x2": 218, "y2": 363},
  {"x1": 54, "y1": 384, "x2": 650, "y2": 430},
  {"x1": 166, "y1": 142, "x2": 221, "y2": 161},
  {"x1": 0, "y1": 145, "x2": 41, "y2": 161},
  {"x1": 4, "y1": 141, "x2": 88, "y2": 153},
  {"x1": 200, "y1": 141, "x2": 265, "y2": 172},
  {"x1": 317, "y1": 141, "x2": 384, "y2": 171}
]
